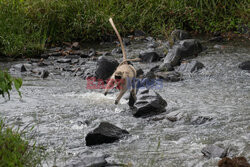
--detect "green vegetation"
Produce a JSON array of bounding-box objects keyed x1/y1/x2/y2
[
  {"x1": 0, "y1": 119, "x2": 44, "y2": 167},
  {"x1": 0, "y1": 70, "x2": 22, "y2": 99},
  {"x1": 0, "y1": 0, "x2": 249, "y2": 56}
]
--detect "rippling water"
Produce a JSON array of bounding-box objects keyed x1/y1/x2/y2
[{"x1": 0, "y1": 40, "x2": 249, "y2": 167}]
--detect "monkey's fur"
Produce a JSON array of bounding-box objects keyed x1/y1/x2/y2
[
  {"x1": 218, "y1": 157, "x2": 250, "y2": 167},
  {"x1": 104, "y1": 18, "x2": 140, "y2": 105}
]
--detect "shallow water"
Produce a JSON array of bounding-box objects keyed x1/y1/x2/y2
[{"x1": 0, "y1": 39, "x2": 250, "y2": 167}]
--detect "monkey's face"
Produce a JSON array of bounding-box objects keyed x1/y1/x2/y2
[{"x1": 115, "y1": 71, "x2": 124, "y2": 80}]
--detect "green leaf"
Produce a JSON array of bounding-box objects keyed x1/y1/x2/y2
[{"x1": 14, "y1": 78, "x2": 22, "y2": 98}]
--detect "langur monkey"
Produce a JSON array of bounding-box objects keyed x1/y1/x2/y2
[{"x1": 104, "y1": 18, "x2": 140, "y2": 105}]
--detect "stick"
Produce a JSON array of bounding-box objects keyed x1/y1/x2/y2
[{"x1": 109, "y1": 18, "x2": 127, "y2": 61}]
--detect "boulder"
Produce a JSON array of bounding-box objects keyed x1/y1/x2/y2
[
  {"x1": 155, "y1": 71, "x2": 182, "y2": 82},
  {"x1": 163, "y1": 39, "x2": 203, "y2": 67},
  {"x1": 139, "y1": 51, "x2": 161, "y2": 63},
  {"x1": 177, "y1": 60, "x2": 204, "y2": 73},
  {"x1": 85, "y1": 122, "x2": 129, "y2": 146},
  {"x1": 13, "y1": 64, "x2": 27, "y2": 72},
  {"x1": 132, "y1": 90, "x2": 167, "y2": 118},
  {"x1": 65, "y1": 156, "x2": 107, "y2": 167},
  {"x1": 239, "y1": 61, "x2": 250, "y2": 70},
  {"x1": 201, "y1": 145, "x2": 228, "y2": 159},
  {"x1": 171, "y1": 29, "x2": 191, "y2": 42},
  {"x1": 95, "y1": 56, "x2": 119, "y2": 80}
]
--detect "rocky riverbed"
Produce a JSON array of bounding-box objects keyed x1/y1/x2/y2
[{"x1": 0, "y1": 32, "x2": 250, "y2": 167}]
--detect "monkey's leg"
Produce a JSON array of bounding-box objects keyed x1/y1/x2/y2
[
  {"x1": 104, "y1": 77, "x2": 115, "y2": 96},
  {"x1": 115, "y1": 83, "x2": 128, "y2": 105}
]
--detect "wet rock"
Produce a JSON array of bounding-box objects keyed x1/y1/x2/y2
[
  {"x1": 111, "y1": 47, "x2": 122, "y2": 55},
  {"x1": 239, "y1": 61, "x2": 250, "y2": 70},
  {"x1": 166, "y1": 111, "x2": 184, "y2": 122},
  {"x1": 123, "y1": 38, "x2": 131, "y2": 46},
  {"x1": 147, "y1": 42, "x2": 158, "y2": 48},
  {"x1": 177, "y1": 60, "x2": 204, "y2": 73},
  {"x1": 70, "y1": 50, "x2": 89, "y2": 58},
  {"x1": 159, "y1": 63, "x2": 174, "y2": 71},
  {"x1": 155, "y1": 71, "x2": 182, "y2": 82},
  {"x1": 145, "y1": 37, "x2": 154, "y2": 42},
  {"x1": 85, "y1": 122, "x2": 129, "y2": 146},
  {"x1": 71, "y1": 59, "x2": 79, "y2": 64},
  {"x1": 134, "y1": 30, "x2": 146, "y2": 37},
  {"x1": 13, "y1": 64, "x2": 27, "y2": 72},
  {"x1": 208, "y1": 36, "x2": 223, "y2": 42},
  {"x1": 40, "y1": 70, "x2": 49, "y2": 79},
  {"x1": 132, "y1": 90, "x2": 167, "y2": 118},
  {"x1": 191, "y1": 116, "x2": 213, "y2": 125},
  {"x1": 37, "y1": 62, "x2": 48, "y2": 67},
  {"x1": 57, "y1": 58, "x2": 71, "y2": 63},
  {"x1": 71, "y1": 42, "x2": 80, "y2": 50},
  {"x1": 218, "y1": 157, "x2": 250, "y2": 167},
  {"x1": 88, "y1": 48, "x2": 96, "y2": 57},
  {"x1": 65, "y1": 155, "x2": 107, "y2": 167},
  {"x1": 163, "y1": 39, "x2": 203, "y2": 67},
  {"x1": 95, "y1": 56, "x2": 119, "y2": 80},
  {"x1": 171, "y1": 29, "x2": 191, "y2": 42},
  {"x1": 139, "y1": 51, "x2": 161, "y2": 63},
  {"x1": 201, "y1": 145, "x2": 228, "y2": 159},
  {"x1": 136, "y1": 68, "x2": 144, "y2": 77}
]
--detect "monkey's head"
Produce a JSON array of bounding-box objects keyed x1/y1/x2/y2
[{"x1": 115, "y1": 71, "x2": 124, "y2": 80}]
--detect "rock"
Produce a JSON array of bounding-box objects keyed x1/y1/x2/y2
[
  {"x1": 13, "y1": 64, "x2": 27, "y2": 72},
  {"x1": 88, "y1": 48, "x2": 96, "y2": 57},
  {"x1": 166, "y1": 111, "x2": 184, "y2": 122},
  {"x1": 155, "y1": 71, "x2": 182, "y2": 82},
  {"x1": 123, "y1": 38, "x2": 131, "y2": 46},
  {"x1": 163, "y1": 39, "x2": 203, "y2": 67},
  {"x1": 208, "y1": 36, "x2": 223, "y2": 42},
  {"x1": 71, "y1": 42, "x2": 80, "y2": 50},
  {"x1": 145, "y1": 37, "x2": 154, "y2": 42},
  {"x1": 191, "y1": 116, "x2": 213, "y2": 125},
  {"x1": 57, "y1": 58, "x2": 71, "y2": 63},
  {"x1": 171, "y1": 29, "x2": 191, "y2": 42},
  {"x1": 132, "y1": 90, "x2": 167, "y2": 118},
  {"x1": 239, "y1": 61, "x2": 250, "y2": 70},
  {"x1": 37, "y1": 62, "x2": 48, "y2": 67},
  {"x1": 214, "y1": 44, "x2": 225, "y2": 50},
  {"x1": 147, "y1": 42, "x2": 158, "y2": 48},
  {"x1": 159, "y1": 63, "x2": 174, "y2": 71},
  {"x1": 201, "y1": 145, "x2": 228, "y2": 159},
  {"x1": 218, "y1": 157, "x2": 250, "y2": 167},
  {"x1": 65, "y1": 155, "x2": 108, "y2": 167},
  {"x1": 70, "y1": 50, "x2": 89, "y2": 58},
  {"x1": 139, "y1": 51, "x2": 161, "y2": 63},
  {"x1": 85, "y1": 122, "x2": 129, "y2": 146},
  {"x1": 134, "y1": 30, "x2": 146, "y2": 37},
  {"x1": 111, "y1": 47, "x2": 122, "y2": 55},
  {"x1": 95, "y1": 56, "x2": 119, "y2": 80},
  {"x1": 136, "y1": 68, "x2": 144, "y2": 77},
  {"x1": 40, "y1": 70, "x2": 49, "y2": 79},
  {"x1": 47, "y1": 47, "x2": 62, "y2": 52},
  {"x1": 177, "y1": 60, "x2": 204, "y2": 73},
  {"x1": 71, "y1": 59, "x2": 79, "y2": 64}
]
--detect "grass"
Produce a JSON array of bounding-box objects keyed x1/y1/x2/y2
[
  {"x1": 0, "y1": 119, "x2": 45, "y2": 167},
  {"x1": 0, "y1": 0, "x2": 249, "y2": 57}
]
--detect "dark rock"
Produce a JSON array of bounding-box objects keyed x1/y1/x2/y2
[
  {"x1": 57, "y1": 58, "x2": 71, "y2": 63},
  {"x1": 191, "y1": 116, "x2": 213, "y2": 125},
  {"x1": 134, "y1": 30, "x2": 146, "y2": 37},
  {"x1": 85, "y1": 122, "x2": 129, "y2": 146},
  {"x1": 37, "y1": 62, "x2": 48, "y2": 67},
  {"x1": 139, "y1": 51, "x2": 161, "y2": 63},
  {"x1": 171, "y1": 29, "x2": 191, "y2": 42},
  {"x1": 111, "y1": 47, "x2": 122, "y2": 55},
  {"x1": 71, "y1": 42, "x2": 80, "y2": 50},
  {"x1": 88, "y1": 48, "x2": 96, "y2": 57},
  {"x1": 177, "y1": 60, "x2": 204, "y2": 73},
  {"x1": 136, "y1": 68, "x2": 144, "y2": 77},
  {"x1": 123, "y1": 38, "x2": 131, "y2": 46},
  {"x1": 155, "y1": 71, "x2": 182, "y2": 82},
  {"x1": 201, "y1": 145, "x2": 228, "y2": 159},
  {"x1": 95, "y1": 56, "x2": 119, "y2": 80},
  {"x1": 239, "y1": 61, "x2": 250, "y2": 70},
  {"x1": 13, "y1": 64, "x2": 27, "y2": 72},
  {"x1": 65, "y1": 55, "x2": 81, "y2": 59},
  {"x1": 159, "y1": 63, "x2": 174, "y2": 71},
  {"x1": 41, "y1": 70, "x2": 49, "y2": 79},
  {"x1": 65, "y1": 156, "x2": 107, "y2": 167},
  {"x1": 70, "y1": 50, "x2": 89, "y2": 58},
  {"x1": 163, "y1": 39, "x2": 203, "y2": 67},
  {"x1": 132, "y1": 90, "x2": 167, "y2": 118},
  {"x1": 149, "y1": 65, "x2": 160, "y2": 73}
]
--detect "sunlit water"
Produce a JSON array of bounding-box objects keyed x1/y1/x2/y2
[{"x1": 0, "y1": 40, "x2": 249, "y2": 167}]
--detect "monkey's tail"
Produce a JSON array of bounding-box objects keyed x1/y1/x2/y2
[{"x1": 109, "y1": 18, "x2": 127, "y2": 63}]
